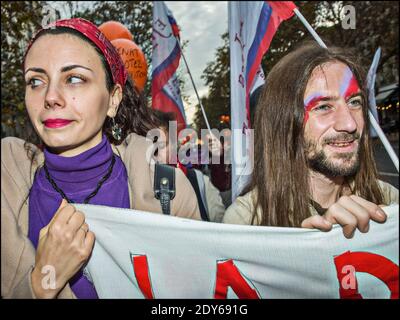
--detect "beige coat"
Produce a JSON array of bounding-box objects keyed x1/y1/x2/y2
[
  {"x1": 223, "y1": 180, "x2": 399, "y2": 225},
  {"x1": 1, "y1": 133, "x2": 201, "y2": 298}
]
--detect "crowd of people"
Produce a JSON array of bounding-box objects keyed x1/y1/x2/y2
[{"x1": 1, "y1": 18, "x2": 398, "y2": 299}]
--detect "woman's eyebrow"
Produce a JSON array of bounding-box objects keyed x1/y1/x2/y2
[
  {"x1": 60, "y1": 64, "x2": 93, "y2": 73},
  {"x1": 24, "y1": 65, "x2": 93, "y2": 75},
  {"x1": 24, "y1": 67, "x2": 46, "y2": 75}
]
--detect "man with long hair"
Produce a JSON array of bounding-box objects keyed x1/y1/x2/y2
[{"x1": 223, "y1": 42, "x2": 398, "y2": 238}]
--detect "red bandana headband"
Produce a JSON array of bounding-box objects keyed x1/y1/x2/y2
[{"x1": 23, "y1": 18, "x2": 128, "y2": 88}]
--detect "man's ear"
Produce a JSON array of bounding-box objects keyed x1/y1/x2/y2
[{"x1": 107, "y1": 84, "x2": 123, "y2": 118}]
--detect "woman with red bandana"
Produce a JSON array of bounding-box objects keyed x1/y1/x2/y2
[{"x1": 1, "y1": 18, "x2": 201, "y2": 299}]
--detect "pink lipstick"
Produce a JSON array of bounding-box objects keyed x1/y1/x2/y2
[{"x1": 43, "y1": 119, "x2": 73, "y2": 128}]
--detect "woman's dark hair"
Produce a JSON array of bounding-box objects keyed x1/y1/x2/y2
[
  {"x1": 245, "y1": 41, "x2": 384, "y2": 227},
  {"x1": 20, "y1": 26, "x2": 163, "y2": 210},
  {"x1": 23, "y1": 27, "x2": 161, "y2": 150}
]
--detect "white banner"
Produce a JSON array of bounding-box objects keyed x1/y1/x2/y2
[
  {"x1": 78, "y1": 204, "x2": 399, "y2": 299},
  {"x1": 229, "y1": 2, "x2": 264, "y2": 202},
  {"x1": 229, "y1": 1, "x2": 296, "y2": 201}
]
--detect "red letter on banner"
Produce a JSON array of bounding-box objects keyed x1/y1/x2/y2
[
  {"x1": 130, "y1": 254, "x2": 154, "y2": 299},
  {"x1": 214, "y1": 259, "x2": 260, "y2": 299},
  {"x1": 334, "y1": 251, "x2": 399, "y2": 299}
]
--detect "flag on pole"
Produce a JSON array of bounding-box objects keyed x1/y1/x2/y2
[
  {"x1": 366, "y1": 47, "x2": 381, "y2": 138},
  {"x1": 152, "y1": 1, "x2": 187, "y2": 132},
  {"x1": 229, "y1": 1, "x2": 297, "y2": 201}
]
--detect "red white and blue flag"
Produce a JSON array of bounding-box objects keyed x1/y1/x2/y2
[
  {"x1": 152, "y1": 1, "x2": 187, "y2": 132},
  {"x1": 229, "y1": 1, "x2": 297, "y2": 201}
]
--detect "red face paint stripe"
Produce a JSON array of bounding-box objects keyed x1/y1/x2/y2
[
  {"x1": 303, "y1": 95, "x2": 323, "y2": 125},
  {"x1": 343, "y1": 75, "x2": 361, "y2": 100}
]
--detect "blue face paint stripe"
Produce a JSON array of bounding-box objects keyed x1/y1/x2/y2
[{"x1": 339, "y1": 67, "x2": 353, "y2": 97}]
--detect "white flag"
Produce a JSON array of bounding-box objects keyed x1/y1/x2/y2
[{"x1": 229, "y1": 1, "x2": 296, "y2": 201}]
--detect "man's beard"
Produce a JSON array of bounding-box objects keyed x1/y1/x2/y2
[{"x1": 305, "y1": 132, "x2": 361, "y2": 178}]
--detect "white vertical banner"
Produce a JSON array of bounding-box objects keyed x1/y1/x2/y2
[
  {"x1": 229, "y1": 1, "x2": 297, "y2": 201},
  {"x1": 229, "y1": 2, "x2": 263, "y2": 202}
]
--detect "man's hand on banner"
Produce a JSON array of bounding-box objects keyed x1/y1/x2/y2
[
  {"x1": 31, "y1": 199, "x2": 95, "y2": 298},
  {"x1": 301, "y1": 195, "x2": 387, "y2": 239}
]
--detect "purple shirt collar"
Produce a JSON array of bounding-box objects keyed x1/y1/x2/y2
[{"x1": 44, "y1": 135, "x2": 112, "y2": 183}]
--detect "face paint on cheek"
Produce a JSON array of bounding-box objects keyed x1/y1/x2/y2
[{"x1": 340, "y1": 67, "x2": 360, "y2": 99}]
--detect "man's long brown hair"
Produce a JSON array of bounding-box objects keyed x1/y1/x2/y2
[{"x1": 246, "y1": 42, "x2": 384, "y2": 227}]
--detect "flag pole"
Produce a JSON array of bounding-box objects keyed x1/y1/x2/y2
[
  {"x1": 293, "y1": 8, "x2": 328, "y2": 49},
  {"x1": 293, "y1": 8, "x2": 399, "y2": 172},
  {"x1": 175, "y1": 38, "x2": 212, "y2": 134}
]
